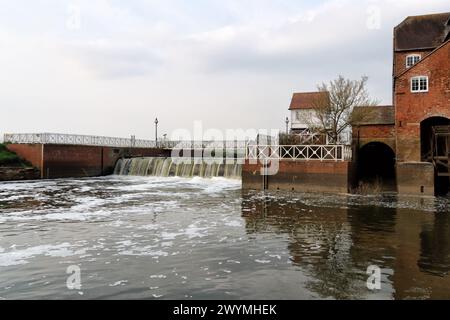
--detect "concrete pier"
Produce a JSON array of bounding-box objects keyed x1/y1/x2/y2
[{"x1": 242, "y1": 160, "x2": 353, "y2": 194}]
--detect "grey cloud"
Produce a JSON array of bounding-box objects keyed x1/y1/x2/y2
[{"x1": 67, "y1": 41, "x2": 164, "y2": 78}]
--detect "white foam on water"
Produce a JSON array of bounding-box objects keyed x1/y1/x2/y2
[
  {"x1": 119, "y1": 248, "x2": 169, "y2": 257},
  {"x1": 107, "y1": 220, "x2": 126, "y2": 228},
  {"x1": 135, "y1": 176, "x2": 241, "y2": 193},
  {"x1": 161, "y1": 232, "x2": 183, "y2": 240},
  {"x1": 184, "y1": 224, "x2": 209, "y2": 239},
  {"x1": 161, "y1": 242, "x2": 173, "y2": 248},
  {"x1": 44, "y1": 210, "x2": 112, "y2": 221},
  {"x1": 116, "y1": 240, "x2": 136, "y2": 247},
  {"x1": 255, "y1": 259, "x2": 271, "y2": 264},
  {"x1": 150, "y1": 275, "x2": 167, "y2": 279},
  {"x1": 0, "y1": 206, "x2": 114, "y2": 223},
  {"x1": 223, "y1": 219, "x2": 243, "y2": 227},
  {"x1": 109, "y1": 280, "x2": 128, "y2": 287},
  {"x1": 117, "y1": 240, "x2": 168, "y2": 257},
  {"x1": 200, "y1": 178, "x2": 241, "y2": 194},
  {"x1": 0, "y1": 243, "x2": 76, "y2": 267},
  {"x1": 70, "y1": 197, "x2": 109, "y2": 212},
  {"x1": 140, "y1": 224, "x2": 159, "y2": 231},
  {"x1": 0, "y1": 195, "x2": 31, "y2": 201},
  {"x1": 0, "y1": 181, "x2": 57, "y2": 191},
  {"x1": 269, "y1": 254, "x2": 282, "y2": 260}
]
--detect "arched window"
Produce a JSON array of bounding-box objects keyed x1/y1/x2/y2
[{"x1": 406, "y1": 54, "x2": 421, "y2": 68}]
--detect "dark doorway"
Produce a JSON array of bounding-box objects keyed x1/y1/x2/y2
[
  {"x1": 357, "y1": 142, "x2": 396, "y2": 192},
  {"x1": 421, "y1": 116, "x2": 450, "y2": 196}
]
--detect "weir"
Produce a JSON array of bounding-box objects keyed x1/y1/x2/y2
[{"x1": 114, "y1": 157, "x2": 242, "y2": 179}]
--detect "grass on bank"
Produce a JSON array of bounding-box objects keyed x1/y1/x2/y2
[{"x1": 0, "y1": 143, "x2": 29, "y2": 167}]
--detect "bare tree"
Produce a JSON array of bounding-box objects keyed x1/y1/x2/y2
[{"x1": 306, "y1": 75, "x2": 378, "y2": 144}]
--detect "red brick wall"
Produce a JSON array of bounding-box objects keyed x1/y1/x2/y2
[
  {"x1": 7, "y1": 144, "x2": 170, "y2": 179},
  {"x1": 6, "y1": 144, "x2": 43, "y2": 171},
  {"x1": 243, "y1": 160, "x2": 351, "y2": 193},
  {"x1": 394, "y1": 50, "x2": 432, "y2": 77},
  {"x1": 244, "y1": 160, "x2": 349, "y2": 174},
  {"x1": 395, "y1": 41, "x2": 450, "y2": 162},
  {"x1": 43, "y1": 145, "x2": 103, "y2": 178},
  {"x1": 353, "y1": 124, "x2": 396, "y2": 151},
  {"x1": 43, "y1": 145, "x2": 170, "y2": 178}
]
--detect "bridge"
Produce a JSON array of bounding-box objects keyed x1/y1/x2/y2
[
  {"x1": 3, "y1": 133, "x2": 248, "y2": 149},
  {"x1": 3, "y1": 132, "x2": 352, "y2": 180}
]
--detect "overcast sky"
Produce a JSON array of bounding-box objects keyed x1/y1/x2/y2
[{"x1": 1, "y1": 0, "x2": 449, "y2": 140}]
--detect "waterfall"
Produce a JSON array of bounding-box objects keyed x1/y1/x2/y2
[{"x1": 114, "y1": 157, "x2": 242, "y2": 179}]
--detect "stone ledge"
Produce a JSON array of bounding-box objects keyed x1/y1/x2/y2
[
  {"x1": 396, "y1": 162, "x2": 435, "y2": 196},
  {"x1": 0, "y1": 167, "x2": 40, "y2": 182}
]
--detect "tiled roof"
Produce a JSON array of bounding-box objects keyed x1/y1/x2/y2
[
  {"x1": 289, "y1": 92, "x2": 329, "y2": 110},
  {"x1": 394, "y1": 12, "x2": 450, "y2": 51},
  {"x1": 353, "y1": 106, "x2": 395, "y2": 126}
]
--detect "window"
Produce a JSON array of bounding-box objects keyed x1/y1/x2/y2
[
  {"x1": 406, "y1": 54, "x2": 421, "y2": 68},
  {"x1": 296, "y1": 111, "x2": 302, "y2": 121},
  {"x1": 411, "y1": 76, "x2": 428, "y2": 93}
]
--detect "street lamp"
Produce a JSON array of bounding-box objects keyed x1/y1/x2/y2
[
  {"x1": 285, "y1": 117, "x2": 290, "y2": 134},
  {"x1": 155, "y1": 118, "x2": 159, "y2": 147}
]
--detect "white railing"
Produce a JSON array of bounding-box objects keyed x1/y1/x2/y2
[
  {"x1": 3, "y1": 133, "x2": 158, "y2": 148},
  {"x1": 3, "y1": 133, "x2": 249, "y2": 150},
  {"x1": 247, "y1": 145, "x2": 353, "y2": 161},
  {"x1": 170, "y1": 141, "x2": 248, "y2": 149}
]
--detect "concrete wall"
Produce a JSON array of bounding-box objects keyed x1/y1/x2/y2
[
  {"x1": 396, "y1": 162, "x2": 435, "y2": 196},
  {"x1": 243, "y1": 160, "x2": 352, "y2": 194}
]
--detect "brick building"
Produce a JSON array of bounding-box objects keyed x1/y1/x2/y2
[{"x1": 353, "y1": 12, "x2": 450, "y2": 196}]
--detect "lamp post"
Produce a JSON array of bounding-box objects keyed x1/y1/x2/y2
[
  {"x1": 155, "y1": 118, "x2": 159, "y2": 147},
  {"x1": 285, "y1": 117, "x2": 290, "y2": 134}
]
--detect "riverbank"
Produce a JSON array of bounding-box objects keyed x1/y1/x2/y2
[
  {"x1": 0, "y1": 167, "x2": 40, "y2": 181},
  {"x1": 0, "y1": 144, "x2": 39, "y2": 181}
]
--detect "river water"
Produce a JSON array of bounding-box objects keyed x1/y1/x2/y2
[{"x1": 0, "y1": 176, "x2": 450, "y2": 300}]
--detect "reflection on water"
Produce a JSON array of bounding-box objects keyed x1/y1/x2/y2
[
  {"x1": 0, "y1": 176, "x2": 449, "y2": 299},
  {"x1": 242, "y1": 192, "x2": 450, "y2": 299}
]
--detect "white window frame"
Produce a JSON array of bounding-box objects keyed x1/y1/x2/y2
[
  {"x1": 411, "y1": 76, "x2": 429, "y2": 93},
  {"x1": 406, "y1": 54, "x2": 421, "y2": 68}
]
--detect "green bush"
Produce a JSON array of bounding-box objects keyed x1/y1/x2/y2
[{"x1": 0, "y1": 143, "x2": 21, "y2": 166}]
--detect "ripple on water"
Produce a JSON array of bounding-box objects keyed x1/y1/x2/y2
[{"x1": 1, "y1": 176, "x2": 450, "y2": 300}]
